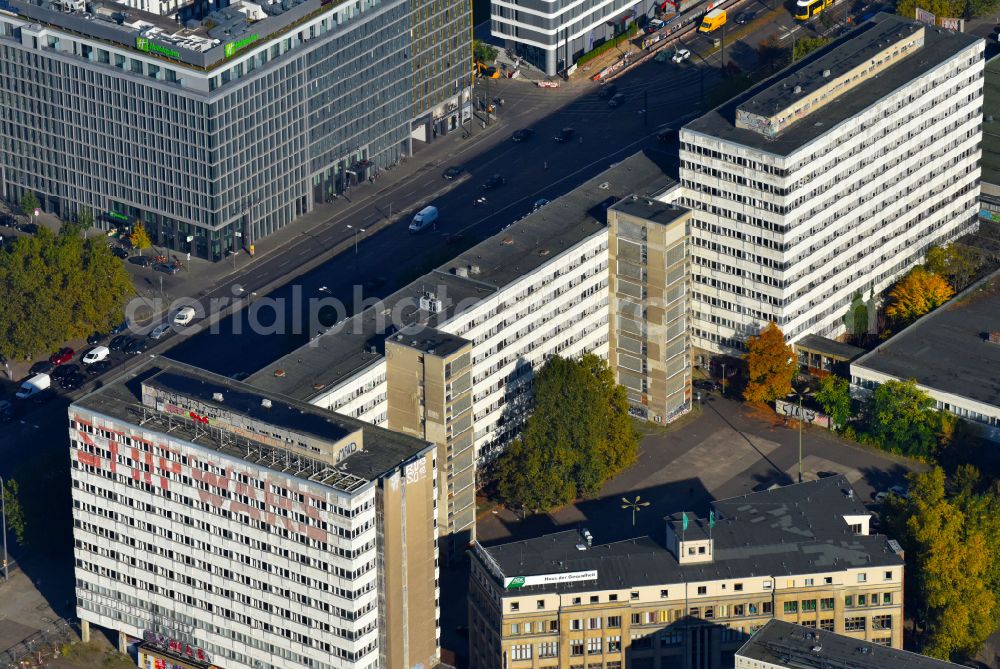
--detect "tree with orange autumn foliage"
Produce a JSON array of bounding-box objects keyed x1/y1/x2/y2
[
  {"x1": 742, "y1": 322, "x2": 796, "y2": 404},
  {"x1": 885, "y1": 267, "x2": 954, "y2": 330}
]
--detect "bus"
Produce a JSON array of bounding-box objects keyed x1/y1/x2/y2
[{"x1": 794, "y1": 0, "x2": 833, "y2": 20}]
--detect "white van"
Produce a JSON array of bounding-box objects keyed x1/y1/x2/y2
[
  {"x1": 409, "y1": 206, "x2": 439, "y2": 233},
  {"x1": 172, "y1": 306, "x2": 196, "y2": 326},
  {"x1": 16, "y1": 373, "x2": 51, "y2": 399},
  {"x1": 82, "y1": 346, "x2": 110, "y2": 364}
]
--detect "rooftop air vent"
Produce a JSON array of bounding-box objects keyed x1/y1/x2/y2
[
  {"x1": 989, "y1": 331, "x2": 1000, "y2": 344},
  {"x1": 469, "y1": 264, "x2": 481, "y2": 274},
  {"x1": 537, "y1": 248, "x2": 550, "y2": 257},
  {"x1": 822, "y1": 69, "x2": 831, "y2": 77},
  {"x1": 501, "y1": 236, "x2": 514, "y2": 245},
  {"x1": 793, "y1": 85, "x2": 802, "y2": 94},
  {"x1": 273, "y1": 369, "x2": 285, "y2": 378},
  {"x1": 812, "y1": 645, "x2": 823, "y2": 653},
  {"x1": 312, "y1": 383, "x2": 325, "y2": 391},
  {"x1": 598, "y1": 182, "x2": 610, "y2": 190},
  {"x1": 212, "y1": 392, "x2": 224, "y2": 402},
  {"x1": 261, "y1": 398, "x2": 272, "y2": 408},
  {"x1": 453, "y1": 266, "x2": 469, "y2": 277}
]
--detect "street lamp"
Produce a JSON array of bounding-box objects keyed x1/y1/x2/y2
[
  {"x1": 233, "y1": 231, "x2": 243, "y2": 269},
  {"x1": 1, "y1": 475, "x2": 8, "y2": 581},
  {"x1": 787, "y1": 385, "x2": 813, "y2": 484},
  {"x1": 621, "y1": 495, "x2": 650, "y2": 527},
  {"x1": 346, "y1": 225, "x2": 366, "y2": 255}
]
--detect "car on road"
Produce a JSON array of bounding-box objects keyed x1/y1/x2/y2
[
  {"x1": 693, "y1": 379, "x2": 719, "y2": 391},
  {"x1": 656, "y1": 126, "x2": 678, "y2": 142},
  {"x1": 129, "y1": 255, "x2": 154, "y2": 268},
  {"x1": 124, "y1": 338, "x2": 149, "y2": 355},
  {"x1": 483, "y1": 174, "x2": 507, "y2": 191},
  {"x1": 553, "y1": 127, "x2": 575, "y2": 142},
  {"x1": 608, "y1": 93, "x2": 626, "y2": 108},
  {"x1": 511, "y1": 128, "x2": 535, "y2": 142},
  {"x1": 873, "y1": 491, "x2": 889, "y2": 504},
  {"x1": 172, "y1": 306, "x2": 197, "y2": 327},
  {"x1": 29, "y1": 360, "x2": 54, "y2": 375},
  {"x1": 532, "y1": 198, "x2": 550, "y2": 212},
  {"x1": 49, "y1": 347, "x2": 75, "y2": 365},
  {"x1": 60, "y1": 372, "x2": 86, "y2": 391},
  {"x1": 109, "y1": 335, "x2": 131, "y2": 351},
  {"x1": 83, "y1": 346, "x2": 111, "y2": 365},
  {"x1": 16, "y1": 373, "x2": 51, "y2": 400},
  {"x1": 85, "y1": 359, "x2": 113, "y2": 375},
  {"x1": 736, "y1": 11, "x2": 756, "y2": 24},
  {"x1": 816, "y1": 471, "x2": 839, "y2": 479},
  {"x1": 52, "y1": 363, "x2": 80, "y2": 380},
  {"x1": 442, "y1": 166, "x2": 463, "y2": 180},
  {"x1": 110, "y1": 321, "x2": 129, "y2": 335},
  {"x1": 149, "y1": 323, "x2": 170, "y2": 340},
  {"x1": 154, "y1": 262, "x2": 180, "y2": 275},
  {"x1": 597, "y1": 83, "x2": 618, "y2": 99},
  {"x1": 889, "y1": 485, "x2": 909, "y2": 499},
  {"x1": 111, "y1": 246, "x2": 129, "y2": 259},
  {"x1": 653, "y1": 50, "x2": 672, "y2": 63},
  {"x1": 87, "y1": 331, "x2": 106, "y2": 345},
  {"x1": 672, "y1": 48, "x2": 691, "y2": 63}
]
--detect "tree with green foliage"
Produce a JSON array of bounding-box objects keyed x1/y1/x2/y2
[
  {"x1": 926, "y1": 243, "x2": 983, "y2": 292},
  {"x1": 129, "y1": 221, "x2": 152, "y2": 255},
  {"x1": 742, "y1": 322, "x2": 796, "y2": 404},
  {"x1": 473, "y1": 39, "x2": 498, "y2": 65},
  {"x1": 793, "y1": 36, "x2": 830, "y2": 62},
  {"x1": 0, "y1": 226, "x2": 133, "y2": 360},
  {"x1": 19, "y1": 192, "x2": 39, "y2": 217},
  {"x1": 902, "y1": 468, "x2": 997, "y2": 661},
  {"x1": 842, "y1": 291, "x2": 870, "y2": 343},
  {"x1": 814, "y1": 375, "x2": 851, "y2": 430},
  {"x1": 868, "y1": 379, "x2": 939, "y2": 458},
  {"x1": 2, "y1": 478, "x2": 26, "y2": 546},
  {"x1": 495, "y1": 354, "x2": 639, "y2": 513},
  {"x1": 77, "y1": 206, "x2": 95, "y2": 231}
]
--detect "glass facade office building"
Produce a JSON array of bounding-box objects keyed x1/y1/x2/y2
[{"x1": 0, "y1": 0, "x2": 471, "y2": 260}]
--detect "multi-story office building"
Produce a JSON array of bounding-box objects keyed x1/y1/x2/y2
[
  {"x1": 468, "y1": 477, "x2": 906, "y2": 669},
  {"x1": 0, "y1": 0, "x2": 471, "y2": 260},
  {"x1": 70, "y1": 361, "x2": 440, "y2": 669},
  {"x1": 676, "y1": 14, "x2": 983, "y2": 355},
  {"x1": 490, "y1": 0, "x2": 643, "y2": 76},
  {"x1": 736, "y1": 620, "x2": 966, "y2": 669},
  {"x1": 248, "y1": 151, "x2": 683, "y2": 553},
  {"x1": 608, "y1": 196, "x2": 692, "y2": 423}
]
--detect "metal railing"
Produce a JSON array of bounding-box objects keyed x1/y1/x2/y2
[{"x1": 1, "y1": 620, "x2": 76, "y2": 669}]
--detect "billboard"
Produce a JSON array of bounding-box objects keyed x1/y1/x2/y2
[
  {"x1": 915, "y1": 7, "x2": 935, "y2": 24},
  {"x1": 939, "y1": 17, "x2": 964, "y2": 31},
  {"x1": 504, "y1": 570, "x2": 598, "y2": 589}
]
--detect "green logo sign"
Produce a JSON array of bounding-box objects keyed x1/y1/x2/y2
[
  {"x1": 107, "y1": 211, "x2": 129, "y2": 222},
  {"x1": 224, "y1": 34, "x2": 260, "y2": 57},
  {"x1": 506, "y1": 577, "x2": 526, "y2": 590},
  {"x1": 135, "y1": 36, "x2": 180, "y2": 59}
]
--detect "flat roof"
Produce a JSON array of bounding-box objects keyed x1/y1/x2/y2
[
  {"x1": 610, "y1": 196, "x2": 689, "y2": 226},
  {"x1": 388, "y1": 325, "x2": 470, "y2": 357},
  {"x1": 73, "y1": 360, "x2": 431, "y2": 490},
  {"x1": 479, "y1": 478, "x2": 902, "y2": 595},
  {"x1": 852, "y1": 270, "x2": 1000, "y2": 410},
  {"x1": 248, "y1": 149, "x2": 676, "y2": 401},
  {"x1": 684, "y1": 14, "x2": 981, "y2": 157},
  {"x1": 982, "y1": 55, "x2": 1000, "y2": 188},
  {"x1": 737, "y1": 620, "x2": 965, "y2": 668},
  {"x1": 794, "y1": 334, "x2": 866, "y2": 361}
]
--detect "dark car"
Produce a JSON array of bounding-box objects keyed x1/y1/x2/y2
[
  {"x1": 129, "y1": 255, "x2": 154, "y2": 268},
  {"x1": 125, "y1": 338, "x2": 150, "y2": 356},
  {"x1": 51, "y1": 363, "x2": 80, "y2": 380},
  {"x1": 87, "y1": 331, "x2": 106, "y2": 345},
  {"x1": 816, "y1": 471, "x2": 840, "y2": 479},
  {"x1": 109, "y1": 335, "x2": 132, "y2": 351},
  {"x1": 608, "y1": 93, "x2": 626, "y2": 108},
  {"x1": 29, "y1": 360, "x2": 54, "y2": 375},
  {"x1": 60, "y1": 372, "x2": 86, "y2": 391},
  {"x1": 597, "y1": 83, "x2": 618, "y2": 99},
  {"x1": 656, "y1": 126, "x2": 678, "y2": 143},
  {"x1": 736, "y1": 11, "x2": 755, "y2": 24},
  {"x1": 554, "y1": 127, "x2": 575, "y2": 142},
  {"x1": 511, "y1": 128, "x2": 535, "y2": 142},
  {"x1": 694, "y1": 379, "x2": 720, "y2": 391},
  {"x1": 110, "y1": 321, "x2": 129, "y2": 336},
  {"x1": 442, "y1": 166, "x2": 463, "y2": 180},
  {"x1": 49, "y1": 347, "x2": 75, "y2": 365},
  {"x1": 154, "y1": 262, "x2": 181, "y2": 275},
  {"x1": 17, "y1": 222, "x2": 38, "y2": 234},
  {"x1": 483, "y1": 174, "x2": 507, "y2": 190},
  {"x1": 111, "y1": 246, "x2": 129, "y2": 259},
  {"x1": 85, "y1": 360, "x2": 113, "y2": 375}
]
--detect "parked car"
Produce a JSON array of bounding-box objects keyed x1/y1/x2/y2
[
  {"x1": 125, "y1": 338, "x2": 150, "y2": 355},
  {"x1": 52, "y1": 364, "x2": 80, "y2": 380},
  {"x1": 60, "y1": 372, "x2": 86, "y2": 391},
  {"x1": 672, "y1": 48, "x2": 691, "y2": 63},
  {"x1": 873, "y1": 491, "x2": 889, "y2": 504},
  {"x1": 149, "y1": 323, "x2": 171, "y2": 340},
  {"x1": 154, "y1": 263, "x2": 180, "y2": 275},
  {"x1": 511, "y1": 128, "x2": 535, "y2": 142},
  {"x1": 82, "y1": 346, "x2": 111, "y2": 365},
  {"x1": 111, "y1": 246, "x2": 129, "y2": 259},
  {"x1": 483, "y1": 174, "x2": 507, "y2": 190},
  {"x1": 654, "y1": 50, "x2": 672, "y2": 63},
  {"x1": 553, "y1": 127, "x2": 575, "y2": 142},
  {"x1": 109, "y1": 335, "x2": 131, "y2": 351},
  {"x1": 28, "y1": 360, "x2": 54, "y2": 375},
  {"x1": 110, "y1": 321, "x2": 129, "y2": 336},
  {"x1": 129, "y1": 255, "x2": 154, "y2": 267},
  {"x1": 172, "y1": 306, "x2": 197, "y2": 327},
  {"x1": 656, "y1": 126, "x2": 678, "y2": 142},
  {"x1": 608, "y1": 93, "x2": 626, "y2": 108},
  {"x1": 597, "y1": 83, "x2": 618, "y2": 99},
  {"x1": 736, "y1": 11, "x2": 756, "y2": 24},
  {"x1": 49, "y1": 347, "x2": 75, "y2": 365},
  {"x1": 889, "y1": 485, "x2": 909, "y2": 500},
  {"x1": 532, "y1": 198, "x2": 550, "y2": 212},
  {"x1": 87, "y1": 331, "x2": 106, "y2": 345},
  {"x1": 442, "y1": 165, "x2": 463, "y2": 180},
  {"x1": 85, "y1": 360, "x2": 113, "y2": 375}
]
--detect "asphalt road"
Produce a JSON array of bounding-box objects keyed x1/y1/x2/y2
[{"x1": 165, "y1": 48, "x2": 723, "y2": 376}]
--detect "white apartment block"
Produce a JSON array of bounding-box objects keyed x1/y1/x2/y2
[
  {"x1": 490, "y1": 0, "x2": 643, "y2": 76},
  {"x1": 248, "y1": 153, "x2": 675, "y2": 550},
  {"x1": 674, "y1": 15, "x2": 983, "y2": 355},
  {"x1": 70, "y1": 362, "x2": 439, "y2": 669}
]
